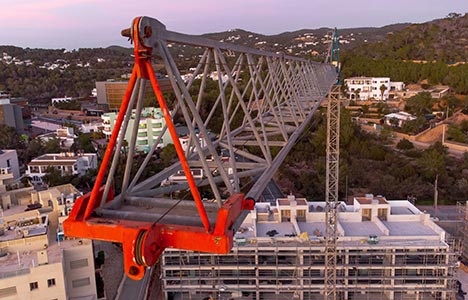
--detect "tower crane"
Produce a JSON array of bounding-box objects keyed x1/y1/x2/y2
[
  {"x1": 324, "y1": 28, "x2": 341, "y2": 300},
  {"x1": 64, "y1": 16, "x2": 338, "y2": 280}
]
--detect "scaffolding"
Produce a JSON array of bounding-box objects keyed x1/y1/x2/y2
[{"x1": 161, "y1": 239, "x2": 459, "y2": 300}]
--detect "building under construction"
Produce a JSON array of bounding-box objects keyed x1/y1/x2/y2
[{"x1": 161, "y1": 194, "x2": 458, "y2": 300}]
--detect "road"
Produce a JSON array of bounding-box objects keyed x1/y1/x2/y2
[{"x1": 115, "y1": 269, "x2": 151, "y2": 300}]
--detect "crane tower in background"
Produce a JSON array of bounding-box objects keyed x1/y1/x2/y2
[{"x1": 324, "y1": 28, "x2": 341, "y2": 300}]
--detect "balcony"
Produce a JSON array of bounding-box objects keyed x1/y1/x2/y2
[{"x1": 0, "y1": 167, "x2": 12, "y2": 175}]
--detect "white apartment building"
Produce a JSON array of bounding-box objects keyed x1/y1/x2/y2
[
  {"x1": 162, "y1": 194, "x2": 457, "y2": 300},
  {"x1": 0, "y1": 150, "x2": 20, "y2": 180},
  {"x1": 26, "y1": 153, "x2": 97, "y2": 185},
  {"x1": 101, "y1": 107, "x2": 172, "y2": 153},
  {"x1": 345, "y1": 77, "x2": 405, "y2": 101},
  {"x1": 0, "y1": 192, "x2": 96, "y2": 300}
]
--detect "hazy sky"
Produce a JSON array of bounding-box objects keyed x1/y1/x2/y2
[{"x1": 2, "y1": 0, "x2": 468, "y2": 49}]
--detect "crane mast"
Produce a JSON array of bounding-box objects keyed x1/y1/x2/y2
[{"x1": 324, "y1": 28, "x2": 341, "y2": 300}]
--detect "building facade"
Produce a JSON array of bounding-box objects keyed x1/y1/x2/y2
[
  {"x1": 0, "y1": 189, "x2": 96, "y2": 300},
  {"x1": 161, "y1": 195, "x2": 457, "y2": 300},
  {"x1": 96, "y1": 78, "x2": 172, "y2": 111},
  {"x1": 0, "y1": 150, "x2": 20, "y2": 180},
  {"x1": 26, "y1": 153, "x2": 97, "y2": 185},
  {"x1": 345, "y1": 77, "x2": 405, "y2": 101},
  {"x1": 0, "y1": 99, "x2": 24, "y2": 134},
  {"x1": 102, "y1": 107, "x2": 172, "y2": 153}
]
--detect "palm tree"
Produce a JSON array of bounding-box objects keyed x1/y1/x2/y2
[
  {"x1": 354, "y1": 88, "x2": 361, "y2": 101},
  {"x1": 379, "y1": 84, "x2": 387, "y2": 101}
]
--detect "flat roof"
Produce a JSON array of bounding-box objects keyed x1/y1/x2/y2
[
  {"x1": 256, "y1": 222, "x2": 296, "y2": 238},
  {"x1": 278, "y1": 199, "x2": 307, "y2": 206},
  {"x1": 341, "y1": 221, "x2": 385, "y2": 236},
  {"x1": 297, "y1": 222, "x2": 326, "y2": 237},
  {"x1": 0, "y1": 238, "x2": 92, "y2": 277},
  {"x1": 391, "y1": 206, "x2": 415, "y2": 215},
  {"x1": 355, "y1": 196, "x2": 388, "y2": 205},
  {"x1": 383, "y1": 221, "x2": 438, "y2": 236}
]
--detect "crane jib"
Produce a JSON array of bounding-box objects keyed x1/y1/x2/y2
[{"x1": 64, "y1": 16, "x2": 337, "y2": 280}]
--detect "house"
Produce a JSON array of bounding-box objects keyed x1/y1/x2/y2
[
  {"x1": 384, "y1": 111, "x2": 417, "y2": 128},
  {"x1": 0, "y1": 150, "x2": 20, "y2": 180},
  {"x1": 345, "y1": 77, "x2": 405, "y2": 101},
  {"x1": 37, "y1": 127, "x2": 77, "y2": 149},
  {"x1": 26, "y1": 153, "x2": 97, "y2": 185}
]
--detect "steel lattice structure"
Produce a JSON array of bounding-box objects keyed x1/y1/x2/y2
[
  {"x1": 64, "y1": 16, "x2": 337, "y2": 280},
  {"x1": 324, "y1": 85, "x2": 341, "y2": 300}
]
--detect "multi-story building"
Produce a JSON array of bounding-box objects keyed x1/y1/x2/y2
[
  {"x1": 0, "y1": 99, "x2": 24, "y2": 134},
  {"x1": 161, "y1": 194, "x2": 458, "y2": 300},
  {"x1": 95, "y1": 77, "x2": 172, "y2": 111},
  {"x1": 0, "y1": 186, "x2": 96, "y2": 300},
  {"x1": 345, "y1": 77, "x2": 405, "y2": 101},
  {"x1": 26, "y1": 153, "x2": 97, "y2": 185},
  {"x1": 101, "y1": 107, "x2": 172, "y2": 153},
  {"x1": 0, "y1": 150, "x2": 20, "y2": 180}
]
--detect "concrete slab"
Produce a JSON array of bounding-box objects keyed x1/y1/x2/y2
[
  {"x1": 391, "y1": 206, "x2": 414, "y2": 215},
  {"x1": 340, "y1": 221, "x2": 384, "y2": 237},
  {"x1": 297, "y1": 222, "x2": 326, "y2": 237},
  {"x1": 256, "y1": 222, "x2": 296, "y2": 238},
  {"x1": 383, "y1": 221, "x2": 437, "y2": 236}
]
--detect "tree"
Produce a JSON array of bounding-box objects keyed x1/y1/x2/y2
[
  {"x1": 446, "y1": 124, "x2": 467, "y2": 143},
  {"x1": 43, "y1": 138, "x2": 62, "y2": 153},
  {"x1": 160, "y1": 143, "x2": 177, "y2": 166},
  {"x1": 405, "y1": 92, "x2": 435, "y2": 116},
  {"x1": 0, "y1": 124, "x2": 24, "y2": 150},
  {"x1": 42, "y1": 167, "x2": 75, "y2": 187},
  {"x1": 354, "y1": 88, "x2": 361, "y2": 101},
  {"x1": 379, "y1": 84, "x2": 387, "y2": 101},
  {"x1": 396, "y1": 138, "x2": 414, "y2": 150}
]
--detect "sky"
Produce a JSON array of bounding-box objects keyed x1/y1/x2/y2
[{"x1": 2, "y1": 0, "x2": 468, "y2": 49}]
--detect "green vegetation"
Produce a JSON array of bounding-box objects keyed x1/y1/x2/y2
[
  {"x1": 446, "y1": 122, "x2": 468, "y2": 144},
  {"x1": 277, "y1": 110, "x2": 468, "y2": 203},
  {"x1": 0, "y1": 46, "x2": 132, "y2": 99}
]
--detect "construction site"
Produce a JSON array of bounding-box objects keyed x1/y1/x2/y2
[
  {"x1": 58, "y1": 16, "x2": 465, "y2": 300},
  {"x1": 160, "y1": 194, "x2": 459, "y2": 300}
]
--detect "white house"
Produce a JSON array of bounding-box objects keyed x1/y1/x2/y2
[
  {"x1": 345, "y1": 77, "x2": 405, "y2": 101},
  {"x1": 80, "y1": 122, "x2": 103, "y2": 134},
  {"x1": 384, "y1": 111, "x2": 417, "y2": 128},
  {"x1": 26, "y1": 153, "x2": 97, "y2": 185},
  {"x1": 37, "y1": 127, "x2": 77, "y2": 149}
]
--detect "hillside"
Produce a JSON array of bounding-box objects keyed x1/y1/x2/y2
[
  {"x1": 199, "y1": 23, "x2": 409, "y2": 57},
  {"x1": 341, "y1": 13, "x2": 468, "y2": 94},
  {"x1": 3, "y1": 12, "x2": 468, "y2": 100},
  {"x1": 349, "y1": 13, "x2": 468, "y2": 62}
]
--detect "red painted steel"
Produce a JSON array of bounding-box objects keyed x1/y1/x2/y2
[{"x1": 63, "y1": 17, "x2": 254, "y2": 280}]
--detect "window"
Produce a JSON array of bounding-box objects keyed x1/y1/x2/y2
[
  {"x1": 0, "y1": 286, "x2": 17, "y2": 297},
  {"x1": 29, "y1": 282, "x2": 39, "y2": 291},
  {"x1": 70, "y1": 258, "x2": 88, "y2": 269},
  {"x1": 72, "y1": 277, "x2": 90, "y2": 288},
  {"x1": 6, "y1": 159, "x2": 10, "y2": 168},
  {"x1": 47, "y1": 278, "x2": 56, "y2": 287}
]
